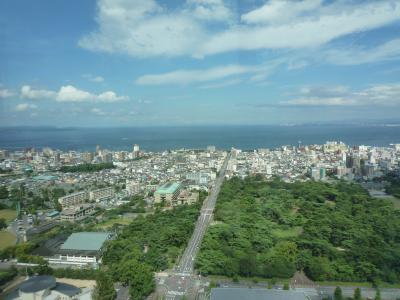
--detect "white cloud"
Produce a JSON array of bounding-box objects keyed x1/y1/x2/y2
[
  {"x1": 185, "y1": 0, "x2": 232, "y2": 22},
  {"x1": 324, "y1": 38, "x2": 400, "y2": 65},
  {"x1": 197, "y1": 1, "x2": 400, "y2": 57},
  {"x1": 21, "y1": 85, "x2": 56, "y2": 99},
  {"x1": 0, "y1": 89, "x2": 15, "y2": 98},
  {"x1": 281, "y1": 84, "x2": 400, "y2": 106},
  {"x1": 56, "y1": 86, "x2": 93, "y2": 102},
  {"x1": 82, "y1": 74, "x2": 105, "y2": 82},
  {"x1": 135, "y1": 64, "x2": 268, "y2": 85},
  {"x1": 241, "y1": 0, "x2": 321, "y2": 25},
  {"x1": 79, "y1": 0, "x2": 400, "y2": 59},
  {"x1": 20, "y1": 85, "x2": 128, "y2": 102},
  {"x1": 79, "y1": 0, "x2": 207, "y2": 58},
  {"x1": 14, "y1": 103, "x2": 38, "y2": 112}
]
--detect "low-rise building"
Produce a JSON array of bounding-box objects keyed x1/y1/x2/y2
[
  {"x1": 58, "y1": 191, "x2": 88, "y2": 208},
  {"x1": 60, "y1": 204, "x2": 95, "y2": 222},
  {"x1": 6, "y1": 275, "x2": 90, "y2": 300},
  {"x1": 39, "y1": 232, "x2": 112, "y2": 268},
  {"x1": 89, "y1": 187, "x2": 114, "y2": 202},
  {"x1": 210, "y1": 288, "x2": 319, "y2": 300},
  {"x1": 154, "y1": 182, "x2": 181, "y2": 205},
  {"x1": 126, "y1": 181, "x2": 141, "y2": 195},
  {"x1": 175, "y1": 190, "x2": 199, "y2": 206}
]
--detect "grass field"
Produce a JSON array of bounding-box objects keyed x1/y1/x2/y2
[
  {"x1": 0, "y1": 209, "x2": 16, "y2": 223},
  {"x1": 0, "y1": 230, "x2": 16, "y2": 250},
  {"x1": 388, "y1": 197, "x2": 400, "y2": 209},
  {"x1": 96, "y1": 217, "x2": 132, "y2": 229},
  {"x1": 272, "y1": 226, "x2": 303, "y2": 239}
]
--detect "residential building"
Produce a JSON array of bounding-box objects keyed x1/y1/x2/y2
[
  {"x1": 60, "y1": 204, "x2": 95, "y2": 222},
  {"x1": 175, "y1": 190, "x2": 199, "y2": 205},
  {"x1": 126, "y1": 180, "x2": 140, "y2": 195},
  {"x1": 89, "y1": 187, "x2": 114, "y2": 202},
  {"x1": 58, "y1": 191, "x2": 88, "y2": 208}
]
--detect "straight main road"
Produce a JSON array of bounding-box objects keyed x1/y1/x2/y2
[
  {"x1": 161, "y1": 152, "x2": 231, "y2": 300},
  {"x1": 175, "y1": 153, "x2": 229, "y2": 275}
]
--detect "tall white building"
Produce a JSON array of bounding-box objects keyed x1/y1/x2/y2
[{"x1": 132, "y1": 144, "x2": 140, "y2": 159}]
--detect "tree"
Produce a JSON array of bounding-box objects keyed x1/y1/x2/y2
[
  {"x1": 375, "y1": 288, "x2": 381, "y2": 300},
  {"x1": 0, "y1": 218, "x2": 7, "y2": 230},
  {"x1": 0, "y1": 186, "x2": 9, "y2": 199},
  {"x1": 354, "y1": 288, "x2": 362, "y2": 300},
  {"x1": 334, "y1": 286, "x2": 343, "y2": 300},
  {"x1": 118, "y1": 259, "x2": 155, "y2": 300},
  {"x1": 283, "y1": 283, "x2": 290, "y2": 290},
  {"x1": 93, "y1": 271, "x2": 116, "y2": 300}
]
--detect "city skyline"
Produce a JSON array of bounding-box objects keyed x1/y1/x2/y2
[{"x1": 1, "y1": 0, "x2": 400, "y2": 127}]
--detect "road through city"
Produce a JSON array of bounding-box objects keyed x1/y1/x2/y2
[{"x1": 161, "y1": 152, "x2": 231, "y2": 300}]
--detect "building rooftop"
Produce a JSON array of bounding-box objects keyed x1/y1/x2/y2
[
  {"x1": 46, "y1": 210, "x2": 60, "y2": 217},
  {"x1": 60, "y1": 232, "x2": 111, "y2": 251},
  {"x1": 210, "y1": 288, "x2": 318, "y2": 300},
  {"x1": 54, "y1": 282, "x2": 81, "y2": 297},
  {"x1": 19, "y1": 275, "x2": 56, "y2": 293},
  {"x1": 155, "y1": 182, "x2": 181, "y2": 195},
  {"x1": 33, "y1": 174, "x2": 58, "y2": 181}
]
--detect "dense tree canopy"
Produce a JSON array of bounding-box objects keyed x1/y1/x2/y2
[
  {"x1": 384, "y1": 172, "x2": 400, "y2": 199},
  {"x1": 102, "y1": 203, "x2": 202, "y2": 299},
  {"x1": 196, "y1": 176, "x2": 400, "y2": 283}
]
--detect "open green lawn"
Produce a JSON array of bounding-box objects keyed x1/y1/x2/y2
[
  {"x1": 96, "y1": 217, "x2": 132, "y2": 229},
  {"x1": 271, "y1": 226, "x2": 303, "y2": 239},
  {"x1": 0, "y1": 230, "x2": 16, "y2": 250},
  {"x1": 0, "y1": 209, "x2": 16, "y2": 223},
  {"x1": 388, "y1": 197, "x2": 400, "y2": 209}
]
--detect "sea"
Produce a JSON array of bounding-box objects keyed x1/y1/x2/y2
[{"x1": 0, "y1": 125, "x2": 399, "y2": 152}]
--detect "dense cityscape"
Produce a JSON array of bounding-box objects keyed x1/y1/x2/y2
[{"x1": 0, "y1": 141, "x2": 400, "y2": 299}]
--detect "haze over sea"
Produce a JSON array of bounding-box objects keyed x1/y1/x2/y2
[{"x1": 1, "y1": 125, "x2": 400, "y2": 152}]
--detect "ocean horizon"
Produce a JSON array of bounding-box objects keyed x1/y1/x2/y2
[{"x1": 1, "y1": 124, "x2": 400, "y2": 152}]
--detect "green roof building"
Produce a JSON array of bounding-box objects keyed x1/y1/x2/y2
[
  {"x1": 154, "y1": 182, "x2": 181, "y2": 205},
  {"x1": 53, "y1": 232, "x2": 112, "y2": 266},
  {"x1": 61, "y1": 232, "x2": 111, "y2": 251}
]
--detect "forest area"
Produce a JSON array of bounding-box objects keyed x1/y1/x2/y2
[
  {"x1": 99, "y1": 202, "x2": 202, "y2": 299},
  {"x1": 196, "y1": 176, "x2": 400, "y2": 284}
]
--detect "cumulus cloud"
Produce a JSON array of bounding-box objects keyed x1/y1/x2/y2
[
  {"x1": 21, "y1": 85, "x2": 56, "y2": 99},
  {"x1": 20, "y1": 85, "x2": 128, "y2": 102},
  {"x1": 14, "y1": 103, "x2": 38, "y2": 112},
  {"x1": 79, "y1": 0, "x2": 400, "y2": 59},
  {"x1": 135, "y1": 64, "x2": 270, "y2": 85},
  {"x1": 0, "y1": 89, "x2": 15, "y2": 98},
  {"x1": 281, "y1": 84, "x2": 400, "y2": 106},
  {"x1": 185, "y1": 0, "x2": 232, "y2": 22}
]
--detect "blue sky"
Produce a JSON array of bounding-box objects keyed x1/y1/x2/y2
[{"x1": 1, "y1": 0, "x2": 400, "y2": 127}]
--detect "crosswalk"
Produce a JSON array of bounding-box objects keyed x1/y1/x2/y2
[{"x1": 165, "y1": 290, "x2": 185, "y2": 300}]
